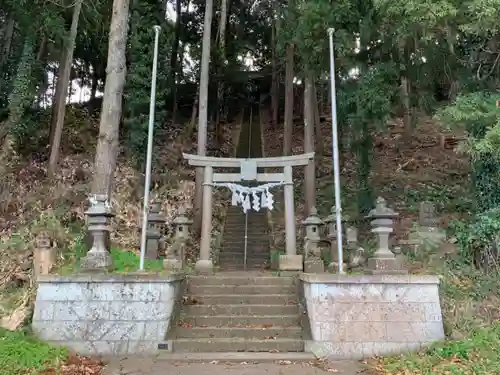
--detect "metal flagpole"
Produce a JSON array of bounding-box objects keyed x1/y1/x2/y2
[
  {"x1": 327, "y1": 28, "x2": 344, "y2": 274},
  {"x1": 139, "y1": 25, "x2": 161, "y2": 271}
]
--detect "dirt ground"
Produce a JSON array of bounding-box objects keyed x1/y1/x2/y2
[{"x1": 102, "y1": 357, "x2": 368, "y2": 375}]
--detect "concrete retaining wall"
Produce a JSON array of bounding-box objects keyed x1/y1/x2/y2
[
  {"x1": 300, "y1": 273, "x2": 444, "y2": 359},
  {"x1": 32, "y1": 273, "x2": 185, "y2": 356}
]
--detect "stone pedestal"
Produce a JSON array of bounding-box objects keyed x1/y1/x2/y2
[
  {"x1": 304, "y1": 258, "x2": 324, "y2": 273},
  {"x1": 163, "y1": 258, "x2": 182, "y2": 271},
  {"x1": 80, "y1": 195, "x2": 114, "y2": 272},
  {"x1": 195, "y1": 259, "x2": 214, "y2": 275},
  {"x1": 365, "y1": 197, "x2": 407, "y2": 275},
  {"x1": 279, "y1": 254, "x2": 304, "y2": 271}
]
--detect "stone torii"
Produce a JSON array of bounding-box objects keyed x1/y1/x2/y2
[{"x1": 183, "y1": 152, "x2": 315, "y2": 274}]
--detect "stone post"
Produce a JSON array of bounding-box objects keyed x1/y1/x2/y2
[
  {"x1": 33, "y1": 232, "x2": 56, "y2": 282},
  {"x1": 146, "y1": 202, "x2": 165, "y2": 260},
  {"x1": 80, "y1": 195, "x2": 114, "y2": 272},
  {"x1": 346, "y1": 226, "x2": 358, "y2": 248},
  {"x1": 279, "y1": 165, "x2": 304, "y2": 272},
  {"x1": 165, "y1": 207, "x2": 192, "y2": 270},
  {"x1": 196, "y1": 166, "x2": 214, "y2": 274},
  {"x1": 324, "y1": 206, "x2": 339, "y2": 266},
  {"x1": 302, "y1": 207, "x2": 324, "y2": 273},
  {"x1": 365, "y1": 197, "x2": 406, "y2": 274}
]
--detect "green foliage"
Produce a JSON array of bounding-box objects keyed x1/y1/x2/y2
[
  {"x1": 339, "y1": 63, "x2": 399, "y2": 213},
  {"x1": 451, "y1": 209, "x2": 500, "y2": 266},
  {"x1": 6, "y1": 39, "x2": 36, "y2": 139},
  {"x1": 0, "y1": 328, "x2": 68, "y2": 373},
  {"x1": 58, "y1": 240, "x2": 164, "y2": 274},
  {"x1": 110, "y1": 248, "x2": 164, "y2": 273},
  {"x1": 123, "y1": 0, "x2": 172, "y2": 162},
  {"x1": 436, "y1": 92, "x2": 500, "y2": 212}
]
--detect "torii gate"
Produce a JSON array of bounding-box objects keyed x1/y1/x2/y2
[{"x1": 183, "y1": 152, "x2": 315, "y2": 274}]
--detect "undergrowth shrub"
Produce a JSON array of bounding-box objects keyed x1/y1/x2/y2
[
  {"x1": 451, "y1": 209, "x2": 500, "y2": 271},
  {"x1": 0, "y1": 327, "x2": 67, "y2": 373}
]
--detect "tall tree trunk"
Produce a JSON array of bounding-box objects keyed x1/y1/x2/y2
[
  {"x1": 92, "y1": 0, "x2": 130, "y2": 197},
  {"x1": 215, "y1": 0, "x2": 228, "y2": 146},
  {"x1": 0, "y1": 39, "x2": 34, "y2": 144},
  {"x1": 401, "y1": 75, "x2": 411, "y2": 136},
  {"x1": 193, "y1": 0, "x2": 214, "y2": 233},
  {"x1": 0, "y1": 16, "x2": 15, "y2": 96},
  {"x1": 170, "y1": 0, "x2": 182, "y2": 124},
  {"x1": 304, "y1": 71, "x2": 315, "y2": 213},
  {"x1": 0, "y1": 16, "x2": 14, "y2": 67},
  {"x1": 313, "y1": 81, "x2": 323, "y2": 155},
  {"x1": 48, "y1": 0, "x2": 84, "y2": 177},
  {"x1": 283, "y1": 43, "x2": 294, "y2": 156},
  {"x1": 270, "y1": 8, "x2": 279, "y2": 129},
  {"x1": 90, "y1": 68, "x2": 98, "y2": 101}
]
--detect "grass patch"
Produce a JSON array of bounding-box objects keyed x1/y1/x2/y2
[
  {"x1": 372, "y1": 323, "x2": 500, "y2": 375},
  {"x1": 0, "y1": 328, "x2": 68, "y2": 374},
  {"x1": 57, "y1": 242, "x2": 165, "y2": 275}
]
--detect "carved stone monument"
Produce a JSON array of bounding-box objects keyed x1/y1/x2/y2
[
  {"x1": 365, "y1": 197, "x2": 407, "y2": 274},
  {"x1": 80, "y1": 195, "x2": 114, "y2": 272},
  {"x1": 402, "y1": 201, "x2": 446, "y2": 255},
  {"x1": 302, "y1": 207, "x2": 324, "y2": 273}
]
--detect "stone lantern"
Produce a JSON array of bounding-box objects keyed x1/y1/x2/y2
[
  {"x1": 146, "y1": 202, "x2": 165, "y2": 260},
  {"x1": 365, "y1": 197, "x2": 406, "y2": 274},
  {"x1": 164, "y1": 207, "x2": 192, "y2": 270},
  {"x1": 302, "y1": 207, "x2": 324, "y2": 273},
  {"x1": 80, "y1": 195, "x2": 114, "y2": 272},
  {"x1": 173, "y1": 206, "x2": 192, "y2": 241},
  {"x1": 323, "y1": 206, "x2": 336, "y2": 240}
]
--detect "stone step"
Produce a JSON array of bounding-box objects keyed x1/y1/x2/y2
[
  {"x1": 156, "y1": 352, "x2": 316, "y2": 363},
  {"x1": 218, "y1": 255, "x2": 269, "y2": 262},
  {"x1": 185, "y1": 304, "x2": 298, "y2": 316},
  {"x1": 186, "y1": 294, "x2": 297, "y2": 305},
  {"x1": 181, "y1": 315, "x2": 300, "y2": 327},
  {"x1": 222, "y1": 236, "x2": 269, "y2": 242},
  {"x1": 172, "y1": 338, "x2": 304, "y2": 352},
  {"x1": 217, "y1": 257, "x2": 269, "y2": 262},
  {"x1": 217, "y1": 263, "x2": 269, "y2": 269},
  {"x1": 222, "y1": 237, "x2": 268, "y2": 242},
  {"x1": 223, "y1": 223, "x2": 269, "y2": 229},
  {"x1": 175, "y1": 326, "x2": 302, "y2": 339},
  {"x1": 188, "y1": 276, "x2": 294, "y2": 286},
  {"x1": 187, "y1": 284, "x2": 295, "y2": 295}
]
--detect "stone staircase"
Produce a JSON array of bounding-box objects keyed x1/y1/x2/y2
[
  {"x1": 218, "y1": 209, "x2": 270, "y2": 270},
  {"x1": 218, "y1": 105, "x2": 270, "y2": 271},
  {"x1": 170, "y1": 274, "x2": 305, "y2": 353}
]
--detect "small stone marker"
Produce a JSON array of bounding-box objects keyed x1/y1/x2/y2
[
  {"x1": 146, "y1": 202, "x2": 165, "y2": 260},
  {"x1": 365, "y1": 197, "x2": 407, "y2": 275},
  {"x1": 419, "y1": 201, "x2": 438, "y2": 227},
  {"x1": 80, "y1": 195, "x2": 114, "y2": 272},
  {"x1": 33, "y1": 232, "x2": 56, "y2": 281}
]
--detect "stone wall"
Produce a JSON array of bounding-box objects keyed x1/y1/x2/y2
[
  {"x1": 300, "y1": 274, "x2": 444, "y2": 360},
  {"x1": 32, "y1": 273, "x2": 185, "y2": 356}
]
